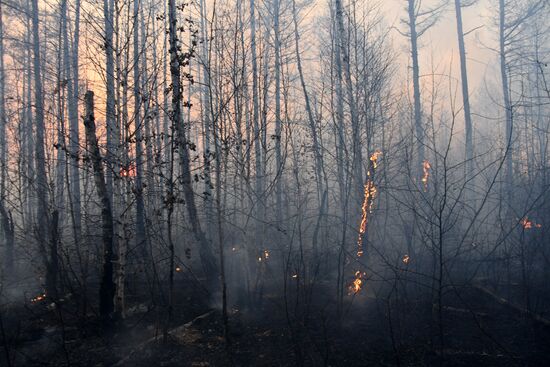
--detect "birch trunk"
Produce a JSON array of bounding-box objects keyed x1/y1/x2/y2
[
  {"x1": 499, "y1": 0, "x2": 513, "y2": 203},
  {"x1": 104, "y1": 0, "x2": 116, "y2": 203},
  {"x1": 133, "y1": 0, "x2": 147, "y2": 257},
  {"x1": 66, "y1": 0, "x2": 82, "y2": 242},
  {"x1": 0, "y1": 1, "x2": 14, "y2": 275},
  {"x1": 31, "y1": 0, "x2": 53, "y2": 294},
  {"x1": 454, "y1": 0, "x2": 474, "y2": 178},
  {"x1": 274, "y1": 0, "x2": 282, "y2": 224},
  {"x1": 408, "y1": 0, "x2": 425, "y2": 177}
]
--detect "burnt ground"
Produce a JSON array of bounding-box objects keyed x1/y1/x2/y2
[{"x1": 1, "y1": 279, "x2": 550, "y2": 367}]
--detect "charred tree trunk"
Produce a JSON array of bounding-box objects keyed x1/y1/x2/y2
[{"x1": 83, "y1": 91, "x2": 115, "y2": 326}]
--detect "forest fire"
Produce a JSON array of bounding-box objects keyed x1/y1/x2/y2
[
  {"x1": 119, "y1": 164, "x2": 136, "y2": 178},
  {"x1": 31, "y1": 293, "x2": 47, "y2": 303},
  {"x1": 422, "y1": 160, "x2": 431, "y2": 191},
  {"x1": 520, "y1": 217, "x2": 542, "y2": 230},
  {"x1": 348, "y1": 271, "x2": 366, "y2": 295},
  {"x1": 357, "y1": 152, "x2": 382, "y2": 257},
  {"x1": 1, "y1": 0, "x2": 549, "y2": 365}
]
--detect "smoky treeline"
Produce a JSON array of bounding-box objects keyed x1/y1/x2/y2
[{"x1": 0, "y1": 0, "x2": 549, "y2": 366}]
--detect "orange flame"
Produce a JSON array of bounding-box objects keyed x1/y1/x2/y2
[
  {"x1": 520, "y1": 217, "x2": 541, "y2": 230},
  {"x1": 357, "y1": 151, "x2": 381, "y2": 257},
  {"x1": 31, "y1": 293, "x2": 47, "y2": 303},
  {"x1": 422, "y1": 160, "x2": 431, "y2": 191},
  {"x1": 120, "y1": 164, "x2": 136, "y2": 178},
  {"x1": 348, "y1": 271, "x2": 366, "y2": 295}
]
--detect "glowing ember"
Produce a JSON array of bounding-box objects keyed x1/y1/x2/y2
[
  {"x1": 422, "y1": 160, "x2": 431, "y2": 191},
  {"x1": 357, "y1": 151, "x2": 381, "y2": 257},
  {"x1": 31, "y1": 293, "x2": 47, "y2": 303},
  {"x1": 520, "y1": 217, "x2": 541, "y2": 230},
  {"x1": 119, "y1": 164, "x2": 136, "y2": 178},
  {"x1": 348, "y1": 271, "x2": 366, "y2": 295},
  {"x1": 175, "y1": 266, "x2": 182, "y2": 272},
  {"x1": 264, "y1": 250, "x2": 270, "y2": 259},
  {"x1": 402, "y1": 254, "x2": 410, "y2": 264}
]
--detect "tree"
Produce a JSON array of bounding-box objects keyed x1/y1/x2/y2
[{"x1": 454, "y1": 0, "x2": 475, "y2": 178}]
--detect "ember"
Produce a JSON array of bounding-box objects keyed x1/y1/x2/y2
[
  {"x1": 422, "y1": 160, "x2": 431, "y2": 191},
  {"x1": 520, "y1": 217, "x2": 542, "y2": 230},
  {"x1": 31, "y1": 293, "x2": 47, "y2": 303}
]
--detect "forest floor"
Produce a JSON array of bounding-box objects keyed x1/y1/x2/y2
[{"x1": 1, "y1": 278, "x2": 550, "y2": 366}]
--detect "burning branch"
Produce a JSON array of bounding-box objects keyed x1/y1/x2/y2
[
  {"x1": 422, "y1": 160, "x2": 431, "y2": 191},
  {"x1": 357, "y1": 151, "x2": 381, "y2": 257},
  {"x1": 348, "y1": 271, "x2": 366, "y2": 295}
]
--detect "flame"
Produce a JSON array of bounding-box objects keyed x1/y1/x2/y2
[
  {"x1": 31, "y1": 293, "x2": 47, "y2": 303},
  {"x1": 175, "y1": 266, "x2": 182, "y2": 272},
  {"x1": 357, "y1": 151, "x2": 381, "y2": 257},
  {"x1": 422, "y1": 160, "x2": 431, "y2": 191},
  {"x1": 348, "y1": 271, "x2": 366, "y2": 295},
  {"x1": 402, "y1": 254, "x2": 410, "y2": 264},
  {"x1": 120, "y1": 164, "x2": 136, "y2": 178},
  {"x1": 370, "y1": 151, "x2": 382, "y2": 171},
  {"x1": 520, "y1": 217, "x2": 541, "y2": 230},
  {"x1": 264, "y1": 250, "x2": 270, "y2": 259}
]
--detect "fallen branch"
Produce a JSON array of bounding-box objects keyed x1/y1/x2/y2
[
  {"x1": 113, "y1": 310, "x2": 215, "y2": 366},
  {"x1": 473, "y1": 284, "x2": 550, "y2": 327}
]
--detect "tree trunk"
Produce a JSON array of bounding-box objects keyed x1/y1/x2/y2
[
  {"x1": 335, "y1": 0, "x2": 362, "y2": 196},
  {"x1": 0, "y1": 1, "x2": 14, "y2": 275},
  {"x1": 499, "y1": 0, "x2": 513, "y2": 204},
  {"x1": 133, "y1": 0, "x2": 147, "y2": 257},
  {"x1": 408, "y1": 0, "x2": 425, "y2": 177},
  {"x1": 454, "y1": 0, "x2": 474, "y2": 178},
  {"x1": 274, "y1": 0, "x2": 283, "y2": 225},
  {"x1": 65, "y1": 0, "x2": 82, "y2": 243},
  {"x1": 199, "y1": 0, "x2": 213, "y2": 231},
  {"x1": 250, "y1": 0, "x2": 263, "y2": 226},
  {"x1": 104, "y1": 0, "x2": 116, "y2": 203},
  {"x1": 83, "y1": 91, "x2": 115, "y2": 326},
  {"x1": 168, "y1": 0, "x2": 217, "y2": 279},
  {"x1": 31, "y1": 0, "x2": 52, "y2": 295}
]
